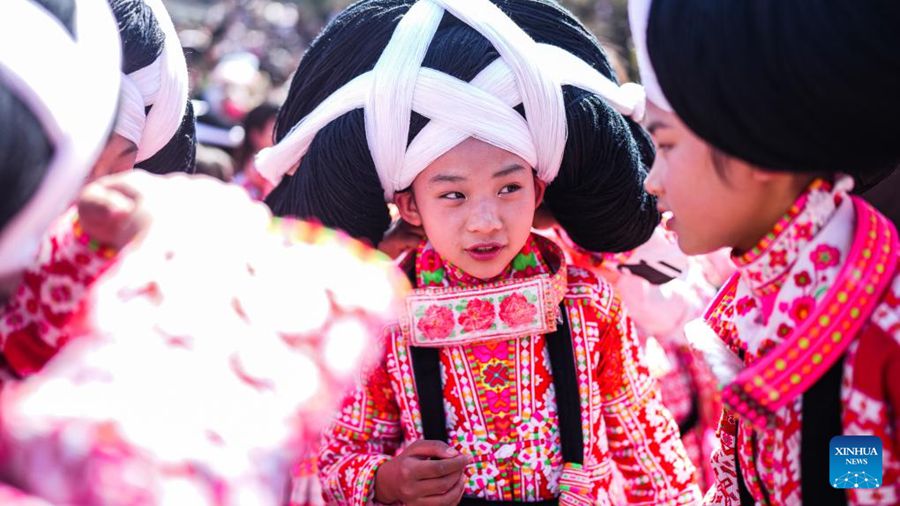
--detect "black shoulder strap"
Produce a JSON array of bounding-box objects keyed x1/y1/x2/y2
[
  {"x1": 409, "y1": 303, "x2": 584, "y2": 466},
  {"x1": 410, "y1": 345, "x2": 448, "y2": 442},
  {"x1": 800, "y1": 355, "x2": 847, "y2": 505},
  {"x1": 545, "y1": 303, "x2": 584, "y2": 464}
]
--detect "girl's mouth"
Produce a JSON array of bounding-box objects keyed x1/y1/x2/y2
[{"x1": 465, "y1": 243, "x2": 504, "y2": 261}]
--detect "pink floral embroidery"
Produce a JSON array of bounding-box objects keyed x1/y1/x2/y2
[
  {"x1": 472, "y1": 342, "x2": 508, "y2": 362},
  {"x1": 458, "y1": 298, "x2": 495, "y2": 332},
  {"x1": 776, "y1": 323, "x2": 793, "y2": 338},
  {"x1": 419, "y1": 249, "x2": 442, "y2": 273},
  {"x1": 498, "y1": 293, "x2": 537, "y2": 327},
  {"x1": 485, "y1": 388, "x2": 511, "y2": 411},
  {"x1": 736, "y1": 296, "x2": 758, "y2": 316},
  {"x1": 769, "y1": 250, "x2": 788, "y2": 269},
  {"x1": 417, "y1": 305, "x2": 454, "y2": 340},
  {"x1": 788, "y1": 296, "x2": 816, "y2": 324},
  {"x1": 810, "y1": 244, "x2": 840, "y2": 270},
  {"x1": 483, "y1": 362, "x2": 509, "y2": 388},
  {"x1": 794, "y1": 222, "x2": 813, "y2": 241},
  {"x1": 793, "y1": 271, "x2": 812, "y2": 288}
]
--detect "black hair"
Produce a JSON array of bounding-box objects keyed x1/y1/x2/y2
[
  {"x1": 646, "y1": 0, "x2": 900, "y2": 191},
  {"x1": 0, "y1": 0, "x2": 75, "y2": 231},
  {"x1": 267, "y1": 0, "x2": 659, "y2": 251},
  {"x1": 137, "y1": 100, "x2": 197, "y2": 174},
  {"x1": 109, "y1": 0, "x2": 197, "y2": 174}
]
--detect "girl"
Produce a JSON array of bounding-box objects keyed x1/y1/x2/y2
[
  {"x1": 630, "y1": 0, "x2": 900, "y2": 504},
  {"x1": 259, "y1": 0, "x2": 702, "y2": 503},
  {"x1": 0, "y1": 0, "x2": 197, "y2": 377},
  {"x1": 0, "y1": 3, "x2": 406, "y2": 504},
  {"x1": 90, "y1": 0, "x2": 197, "y2": 179}
]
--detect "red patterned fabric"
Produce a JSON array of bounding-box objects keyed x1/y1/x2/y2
[
  {"x1": 541, "y1": 225, "x2": 722, "y2": 491},
  {"x1": 318, "y1": 234, "x2": 702, "y2": 504},
  {"x1": 703, "y1": 180, "x2": 900, "y2": 505},
  {"x1": 0, "y1": 209, "x2": 118, "y2": 378}
]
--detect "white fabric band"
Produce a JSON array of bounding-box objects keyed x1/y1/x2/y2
[
  {"x1": 130, "y1": 0, "x2": 189, "y2": 163},
  {"x1": 628, "y1": 0, "x2": 672, "y2": 112},
  {"x1": 256, "y1": 0, "x2": 646, "y2": 201},
  {"x1": 0, "y1": 0, "x2": 121, "y2": 277},
  {"x1": 114, "y1": 73, "x2": 147, "y2": 145}
]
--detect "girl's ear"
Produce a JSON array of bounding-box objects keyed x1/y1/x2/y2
[
  {"x1": 533, "y1": 175, "x2": 547, "y2": 208},
  {"x1": 394, "y1": 191, "x2": 423, "y2": 227}
]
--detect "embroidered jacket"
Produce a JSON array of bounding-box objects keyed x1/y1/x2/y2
[
  {"x1": 0, "y1": 210, "x2": 118, "y2": 379},
  {"x1": 544, "y1": 225, "x2": 722, "y2": 491},
  {"x1": 703, "y1": 180, "x2": 900, "y2": 505},
  {"x1": 319, "y1": 235, "x2": 702, "y2": 505}
]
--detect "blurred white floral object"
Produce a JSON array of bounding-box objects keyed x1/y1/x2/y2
[{"x1": 0, "y1": 173, "x2": 409, "y2": 506}]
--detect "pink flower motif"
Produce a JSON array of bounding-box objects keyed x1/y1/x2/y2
[
  {"x1": 485, "y1": 388, "x2": 511, "y2": 411},
  {"x1": 777, "y1": 323, "x2": 793, "y2": 338},
  {"x1": 795, "y1": 222, "x2": 814, "y2": 241},
  {"x1": 472, "y1": 342, "x2": 508, "y2": 362},
  {"x1": 498, "y1": 293, "x2": 537, "y2": 327},
  {"x1": 788, "y1": 296, "x2": 816, "y2": 324},
  {"x1": 810, "y1": 244, "x2": 841, "y2": 270},
  {"x1": 735, "y1": 296, "x2": 758, "y2": 316},
  {"x1": 769, "y1": 249, "x2": 788, "y2": 269},
  {"x1": 458, "y1": 299, "x2": 495, "y2": 332},
  {"x1": 417, "y1": 305, "x2": 454, "y2": 340},
  {"x1": 793, "y1": 271, "x2": 812, "y2": 288}
]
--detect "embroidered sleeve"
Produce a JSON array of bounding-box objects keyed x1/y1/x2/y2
[
  {"x1": 0, "y1": 209, "x2": 118, "y2": 377},
  {"x1": 598, "y1": 294, "x2": 702, "y2": 504},
  {"x1": 318, "y1": 345, "x2": 404, "y2": 506}
]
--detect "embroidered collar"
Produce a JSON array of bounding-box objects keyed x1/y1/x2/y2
[
  {"x1": 733, "y1": 179, "x2": 839, "y2": 297},
  {"x1": 714, "y1": 197, "x2": 899, "y2": 429},
  {"x1": 401, "y1": 235, "x2": 568, "y2": 347}
]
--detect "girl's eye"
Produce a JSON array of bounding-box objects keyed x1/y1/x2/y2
[
  {"x1": 440, "y1": 191, "x2": 465, "y2": 200},
  {"x1": 499, "y1": 184, "x2": 521, "y2": 195},
  {"x1": 657, "y1": 143, "x2": 674, "y2": 153}
]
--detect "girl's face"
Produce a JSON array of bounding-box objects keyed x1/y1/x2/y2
[
  {"x1": 395, "y1": 138, "x2": 545, "y2": 280},
  {"x1": 643, "y1": 101, "x2": 807, "y2": 255},
  {"x1": 90, "y1": 133, "x2": 138, "y2": 181}
]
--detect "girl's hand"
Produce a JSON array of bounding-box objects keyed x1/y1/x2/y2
[
  {"x1": 76, "y1": 171, "x2": 152, "y2": 250},
  {"x1": 374, "y1": 439, "x2": 469, "y2": 505}
]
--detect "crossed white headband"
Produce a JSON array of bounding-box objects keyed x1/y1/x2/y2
[
  {"x1": 628, "y1": 0, "x2": 671, "y2": 112},
  {"x1": 257, "y1": 0, "x2": 647, "y2": 201},
  {"x1": 0, "y1": 0, "x2": 122, "y2": 277},
  {"x1": 114, "y1": 0, "x2": 189, "y2": 161}
]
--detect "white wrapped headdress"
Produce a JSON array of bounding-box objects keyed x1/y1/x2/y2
[
  {"x1": 112, "y1": 0, "x2": 190, "y2": 162},
  {"x1": 257, "y1": 0, "x2": 647, "y2": 201},
  {"x1": 0, "y1": 0, "x2": 122, "y2": 277}
]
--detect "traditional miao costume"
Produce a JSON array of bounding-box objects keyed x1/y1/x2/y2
[
  {"x1": 0, "y1": 211, "x2": 118, "y2": 379},
  {"x1": 0, "y1": 0, "x2": 194, "y2": 381},
  {"x1": 544, "y1": 225, "x2": 722, "y2": 491},
  {"x1": 316, "y1": 234, "x2": 701, "y2": 504},
  {"x1": 253, "y1": 0, "x2": 706, "y2": 502},
  {"x1": 629, "y1": 0, "x2": 900, "y2": 503},
  {"x1": 700, "y1": 179, "x2": 900, "y2": 505}
]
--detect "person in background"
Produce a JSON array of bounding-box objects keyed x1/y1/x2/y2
[
  {"x1": 1, "y1": 0, "x2": 197, "y2": 378},
  {"x1": 91, "y1": 0, "x2": 197, "y2": 180},
  {"x1": 233, "y1": 102, "x2": 278, "y2": 200}
]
